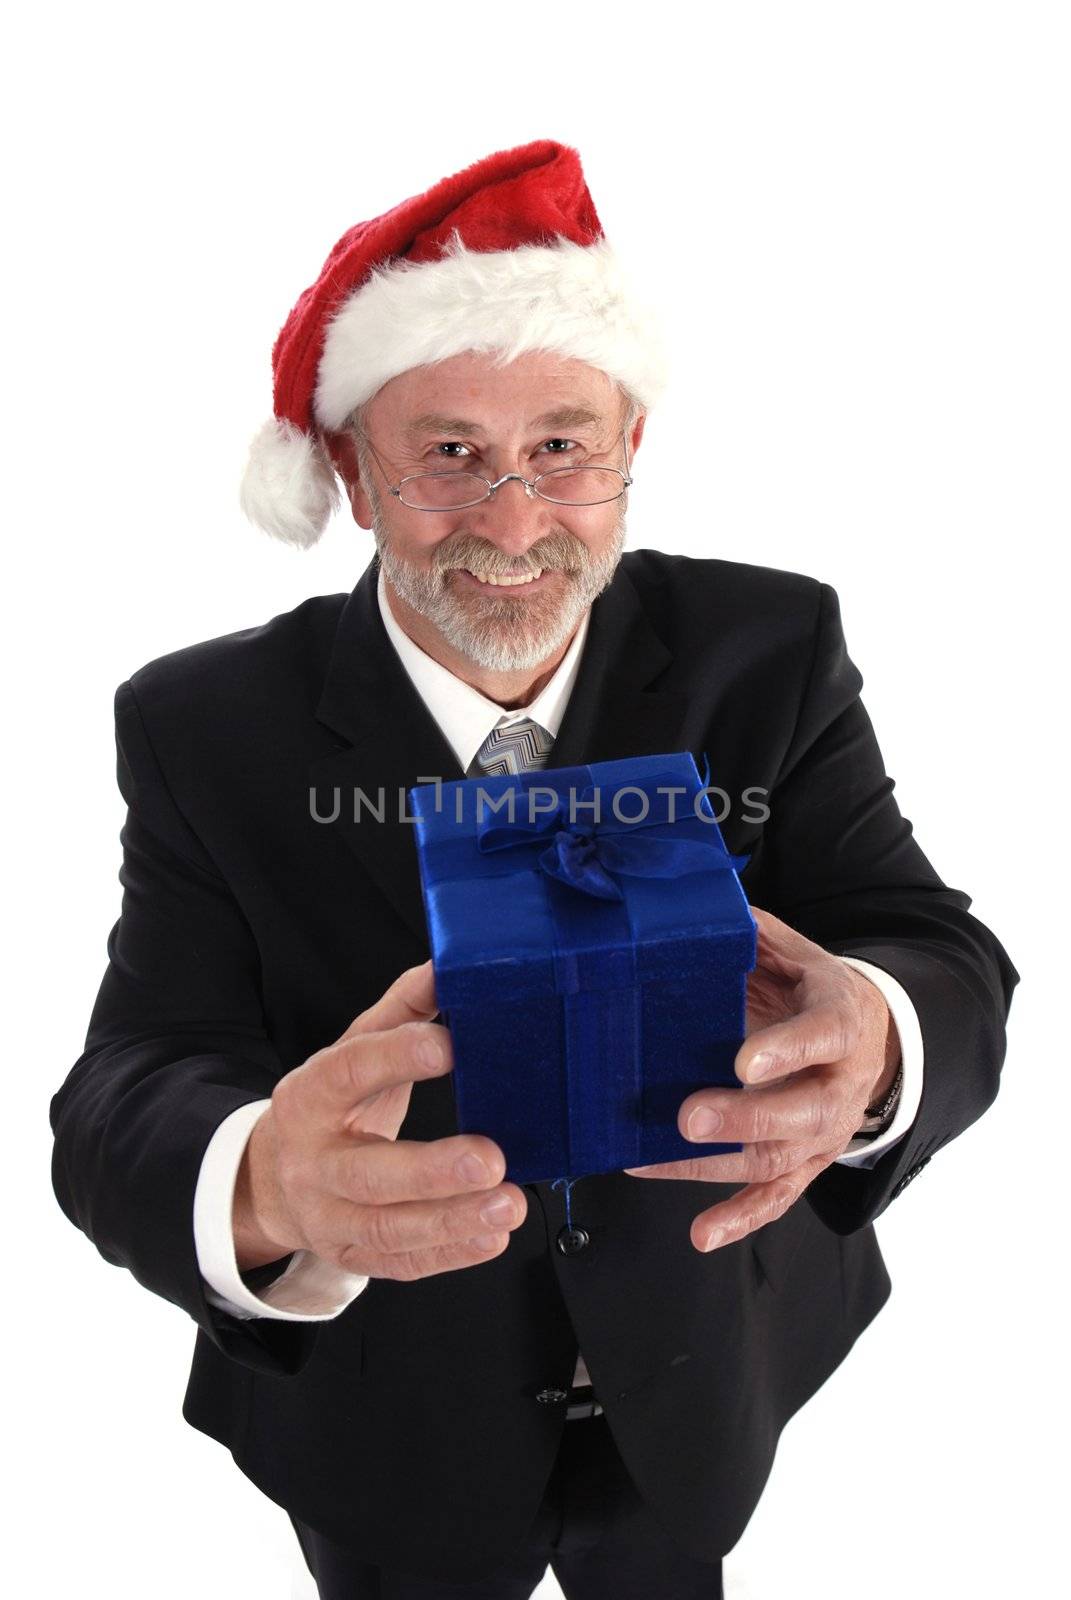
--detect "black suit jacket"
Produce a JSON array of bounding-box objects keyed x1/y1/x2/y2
[{"x1": 50, "y1": 549, "x2": 1018, "y2": 1582}]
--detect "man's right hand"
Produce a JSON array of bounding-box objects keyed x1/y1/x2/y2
[{"x1": 232, "y1": 959, "x2": 527, "y2": 1279}]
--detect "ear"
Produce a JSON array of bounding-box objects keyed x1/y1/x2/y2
[
  {"x1": 628, "y1": 411, "x2": 647, "y2": 459},
  {"x1": 319, "y1": 428, "x2": 374, "y2": 529}
]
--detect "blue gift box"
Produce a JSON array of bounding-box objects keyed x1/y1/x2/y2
[{"x1": 408, "y1": 752, "x2": 757, "y2": 1184}]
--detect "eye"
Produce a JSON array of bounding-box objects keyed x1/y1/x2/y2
[{"x1": 428, "y1": 437, "x2": 583, "y2": 464}]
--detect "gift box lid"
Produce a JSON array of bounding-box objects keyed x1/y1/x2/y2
[{"x1": 409, "y1": 752, "x2": 755, "y2": 1009}]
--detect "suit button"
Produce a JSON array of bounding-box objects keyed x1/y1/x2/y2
[
  {"x1": 893, "y1": 1156, "x2": 931, "y2": 1198},
  {"x1": 535, "y1": 1388, "x2": 570, "y2": 1406},
  {"x1": 556, "y1": 1225, "x2": 590, "y2": 1256}
]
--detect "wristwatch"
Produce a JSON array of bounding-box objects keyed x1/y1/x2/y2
[{"x1": 855, "y1": 1061, "x2": 904, "y2": 1137}]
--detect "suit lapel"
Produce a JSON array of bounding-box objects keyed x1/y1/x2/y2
[{"x1": 309, "y1": 555, "x2": 690, "y2": 947}]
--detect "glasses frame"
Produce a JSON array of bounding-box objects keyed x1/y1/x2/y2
[{"x1": 354, "y1": 426, "x2": 634, "y2": 511}]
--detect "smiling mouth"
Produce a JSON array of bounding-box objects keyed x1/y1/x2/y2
[{"x1": 454, "y1": 567, "x2": 555, "y2": 590}]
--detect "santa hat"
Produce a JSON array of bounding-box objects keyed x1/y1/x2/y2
[{"x1": 240, "y1": 138, "x2": 668, "y2": 548}]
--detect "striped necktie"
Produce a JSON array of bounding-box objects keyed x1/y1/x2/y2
[{"x1": 466, "y1": 716, "x2": 555, "y2": 778}]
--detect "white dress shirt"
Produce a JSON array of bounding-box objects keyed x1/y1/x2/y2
[{"x1": 195, "y1": 567, "x2": 924, "y2": 1394}]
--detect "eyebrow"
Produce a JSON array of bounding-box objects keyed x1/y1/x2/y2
[{"x1": 403, "y1": 406, "x2": 606, "y2": 439}]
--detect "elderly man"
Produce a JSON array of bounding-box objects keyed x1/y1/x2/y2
[{"x1": 50, "y1": 140, "x2": 1018, "y2": 1600}]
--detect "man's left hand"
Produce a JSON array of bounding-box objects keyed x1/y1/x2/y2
[{"x1": 623, "y1": 906, "x2": 901, "y2": 1253}]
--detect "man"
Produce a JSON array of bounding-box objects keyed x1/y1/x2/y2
[{"x1": 50, "y1": 140, "x2": 1018, "y2": 1599}]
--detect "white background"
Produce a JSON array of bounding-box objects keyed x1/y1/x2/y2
[{"x1": 7, "y1": 3, "x2": 1066, "y2": 1596}]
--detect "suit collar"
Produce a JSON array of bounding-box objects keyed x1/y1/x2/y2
[{"x1": 311, "y1": 553, "x2": 690, "y2": 946}]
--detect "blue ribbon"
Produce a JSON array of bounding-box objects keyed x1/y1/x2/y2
[{"x1": 475, "y1": 778, "x2": 749, "y2": 903}]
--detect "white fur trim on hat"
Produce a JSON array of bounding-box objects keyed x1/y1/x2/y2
[
  {"x1": 239, "y1": 417, "x2": 341, "y2": 549},
  {"x1": 313, "y1": 231, "x2": 668, "y2": 429}
]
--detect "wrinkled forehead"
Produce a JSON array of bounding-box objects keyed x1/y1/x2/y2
[{"x1": 361, "y1": 350, "x2": 626, "y2": 440}]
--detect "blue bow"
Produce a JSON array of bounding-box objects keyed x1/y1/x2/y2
[{"x1": 475, "y1": 778, "x2": 749, "y2": 902}]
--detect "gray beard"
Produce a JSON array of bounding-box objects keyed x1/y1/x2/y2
[{"x1": 369, "y1": 502, "x2": 627, "y2": 673}]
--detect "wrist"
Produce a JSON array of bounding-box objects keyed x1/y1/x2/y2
[
  {"x1": 232, "y1": 1109, "x2": 300, "y2": 1272},
  {"x1": 853, "y1": 982, "x2": 904, "y2": 1136},
  {"x1": 869, "y1": 1035, "x2": 902, "y2": 1108},
  {"x1": 856, "y1": 972, "x2": 902, "y2": 1106}
]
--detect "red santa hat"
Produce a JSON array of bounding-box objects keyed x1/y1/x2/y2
[{"x1": 240, "y1": 138, "x2": 668, "y2": 548}]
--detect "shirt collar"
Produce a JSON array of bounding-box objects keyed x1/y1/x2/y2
[{"x1": 376, "y1": 565, "x2": 591, "y2": 772}]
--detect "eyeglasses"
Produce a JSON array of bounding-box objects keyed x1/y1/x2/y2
[{"x1": 354, "y1": 428, "x2": 634, "y2": 511}]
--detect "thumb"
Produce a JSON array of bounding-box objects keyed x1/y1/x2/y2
[
  {"x1": 338, "y1": 958, "x2": 440, "y2": 1043},
  {"x1": 749, "y1": 905, "x2": 809, "y2": 980}
]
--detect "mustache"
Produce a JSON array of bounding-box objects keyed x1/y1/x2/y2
[{"x1": 433, "y1": 534, "x2": 588, "y2": 579}]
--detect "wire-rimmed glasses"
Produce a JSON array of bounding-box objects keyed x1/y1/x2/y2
[{"x1": 355, "y1": 428, "x2": 634, "y2": 510}]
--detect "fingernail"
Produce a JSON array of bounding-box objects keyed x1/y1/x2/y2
[
  {"x1": 468, "y1": 1233, "x2": 502, "y2": 1251},
  {"x1": 456, "y1": 1154, "x2": 488, "y2": 1184},
  {"x1": 688, "y1": 1108, "x2": 723, "y2": 1140},
  {"x1": 480, "y1": 1194, "x2": 516, "y2": 1226},
  {"x1": 419, "y1": 1036, "x2": 446, "y2": 1072},
  {"x1": 746, "y1": 1051, "x2": 775, "y2": 1081},
  {"x1": 702, "y1": 1227, "x2": 726, "y2": 1251}
]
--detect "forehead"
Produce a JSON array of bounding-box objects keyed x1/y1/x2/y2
[{"x1": 366, "y1": 350, "x2": 620, "y2": 438}]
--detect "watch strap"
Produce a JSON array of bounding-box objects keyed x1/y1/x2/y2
[{"x1": 856, "y1": 1060, "x2": 904, "y2": 1137}]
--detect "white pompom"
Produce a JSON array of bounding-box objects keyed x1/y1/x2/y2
[{"x1": 239, "y1": 417, "x2": 341, "y2": 548}]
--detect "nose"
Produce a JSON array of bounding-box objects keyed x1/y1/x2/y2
[{"x1": 465, "y1": 470, "x2": 555, "y2": 555}]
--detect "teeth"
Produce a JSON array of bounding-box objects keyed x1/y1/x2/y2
[{"x1": 464, "y1": 569, "x2": 543, "y2": 587}]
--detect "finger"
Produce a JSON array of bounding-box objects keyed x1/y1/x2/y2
[
  {"x1": 296, "y1": 1014, "x2": 453, "y2": 1119},
  {"x1": 321, "y1": 1134, "x2": 510, "y2": 1207},
  {"x1": 748, "y1": 906, "x2": 812, "y2": 976},
  {"x1": 679, "y1": 1065, "x2": 851, "y2": 1149},
  {"x1": 687, "y1": 1159, "x2": 830, "y2": 1252},
  {"x1": 311, "y1": 1178, "x2": 528, "y2": 1261},
  {"x1": 625, "y1": 1137, "x2": 816, "y2": 1186},
  {"x1": 356, "y1": 1187, "x2": 528, "y2": 1258},
  {"x1": 338, "y1": 959, "x2": 441, "y2": 1041},
  {"x1": 735, "y1": 999, "x2": 854, "y2": 1084},
  {"x1": 333, "y1": 1231, "x2": 514, "y2": 1282}
]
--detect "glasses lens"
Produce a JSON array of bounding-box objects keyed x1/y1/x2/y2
[
  {"x1": 398, "y1": 473, "x2": 488, "y2": 510},
  {"x1": 535, "y1": 468, "x2": 626, "y2": 506}
]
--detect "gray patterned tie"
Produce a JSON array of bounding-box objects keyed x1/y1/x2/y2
[{"x1": 466, "y1": 716, "x2": 555, "y2": 778}]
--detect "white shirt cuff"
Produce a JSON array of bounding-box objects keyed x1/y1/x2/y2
[
  {"x1": 833, "y1": 956, "x2": 925, "y2": 1170},
  {"x1": 193, "y1": 1099, "x2": 369, "y2": 1321}
]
